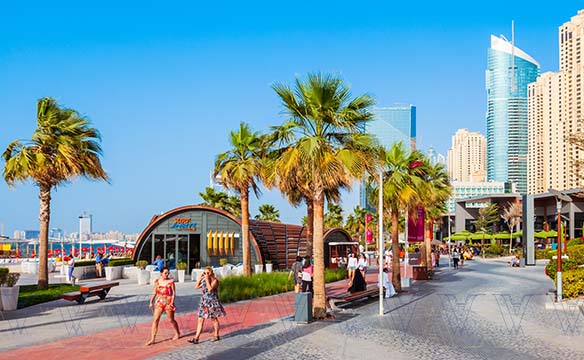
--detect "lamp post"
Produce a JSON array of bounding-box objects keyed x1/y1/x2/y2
[
  {"x1": 378, "y1": 169, "x2": 384, "y2": 316},
  {"x1": 447, "y1": 215, "x2": 452, "y2": 268},
  {"x1": 549, "y1": 188, "x2": 571, "y2": 302}
]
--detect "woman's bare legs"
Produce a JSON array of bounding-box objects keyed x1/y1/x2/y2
[
  {"x1": 166, "y1": 310, "x2": 180, "y2": 340},
  {"x1": 146, "y1": 307, "x2": 163, "y2": 345},
  {"x1": 212, "y1": 318, "x2": 220, "y2": 338}
]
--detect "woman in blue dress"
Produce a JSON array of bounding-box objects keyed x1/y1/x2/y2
[{"x1": 188, "y1": 266, "x2": 226, "y2": 344}]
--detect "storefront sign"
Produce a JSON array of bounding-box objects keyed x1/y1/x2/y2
[{"x1": 171, "y1": 217, "x2": 197, "y2": 231}]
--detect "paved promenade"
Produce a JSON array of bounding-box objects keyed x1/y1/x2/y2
[{"x1": 2, "y1": 258, "x2": 584, "y2": 359}]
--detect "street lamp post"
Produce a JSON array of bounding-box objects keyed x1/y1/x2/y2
[
  {"x1": 378, "y1": 169, "x2": 384, "y2": 316},
  {"x1": 447, "y1": 215, "x2": 452, "y2": 269},
  {"x1": 78, "y1": 215, "x2": 83, "y2": 258},
  {"x1": 549, "y1": 188, "x2": 571, "y2": 302}
]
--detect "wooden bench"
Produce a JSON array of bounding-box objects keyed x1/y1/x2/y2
[
  {"x1": 327, "y1": 287, "x2": 380, "y2": 311},
  {"x1": 61, "y1": 281, "x2": 119, "y2": 304}
]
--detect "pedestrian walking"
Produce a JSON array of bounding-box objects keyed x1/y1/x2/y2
[
  {"x1": 452, "y1": 249, "x2": 460, "y2": 269},
  {"x1": 347, "y1": 253, "x2": 358, "y2": 283},
  {"x1": 460, "y1": 247, "x2": 465, "y2": 267},
  {"x1": 188, "y1": 266, "x2": 226, "y2": 344},
  {"x1": 146, "y1": 267, "x2": 180, "y2": 346},
  {"x1": 288, "y1": 256, "x2": 303, "y2": 293},
  {"x1": 68, "y1": 256, "x2": 76, "y2": 285},
  {"x1": 301, "y1": 256, "x2": 314, "y2": 293},
  {"x1": 358, "y1": 253, "x2": 368, "y2": 275}
]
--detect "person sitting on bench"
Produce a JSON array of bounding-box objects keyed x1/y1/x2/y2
[{"x1": 348, "y1": 268, "x2": 366, "y2": 293}]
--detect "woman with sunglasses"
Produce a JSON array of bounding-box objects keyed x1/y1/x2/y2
[
  {"x1": 188, "y1": 266, "x2": 226, "y2": 344},
  {"x1": 146, "y1": 267, "x2": 180, "y2": 346}
]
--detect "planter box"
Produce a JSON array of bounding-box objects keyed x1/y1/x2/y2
[
  {"x1": 138, "y1": 269, "x2": 150, "y2": 285},
  {"x1": 265, "y1": 263, "x2": 273, "y2": 273},
  {"x1": 177, "y1": 269, "x2": 186, "y2": 283},
  {"x1": 105, "y1": 266, "x2": 123, "y2": 281},
  {"x1": 72, "y1": 265, "x2": 97, "y2": 280},
  {"x1": 169, "y1": 269, "x2": 178, "y2": 281},
  {"x1": 122, "y1": 266, "x2": 138, "y2": 280},
  {"x1": 150, "y1": 271, "x2": 161, "y2": 283},
  {"x1": 254, "y1": 264, "x2": 263, "y2": 274},
  {"x1": 0, "y1": 286, "x2": 20, "y2": 311}
]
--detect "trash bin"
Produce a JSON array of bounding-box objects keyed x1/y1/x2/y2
[
  {"x1": 412, "y1": 266, "x2": 428, "y2": 280},
  {"x1": 294, "y1": 292, "x2": 313, "y2": 323}
]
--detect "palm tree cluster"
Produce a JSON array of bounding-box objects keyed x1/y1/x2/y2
[
  {"x1": 213, "y1": 73, "x2": 451, "y2": 318},
  {"x1": 199, "y1": 187, "x2": 242, "y2": 216}
]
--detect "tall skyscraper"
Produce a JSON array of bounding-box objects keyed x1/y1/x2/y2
[
  {"x1": 528, "y1": 10, "x2": 584, "y2": 194},
  {"x1": 447, "y1": 129, "x2": 487, "y2": 182},
  {"x1": 486, "y1": 34, "x2": 540, "y2": 194},
  {"x1": 368, "y1": 105, "x2": 416, "y2": 150},
  {"x1": 79, "y1": 212, "x2": 92, "y2": 241},
  {"x1": 360, "y1": 104, "x2": 416, "y2": 208}
]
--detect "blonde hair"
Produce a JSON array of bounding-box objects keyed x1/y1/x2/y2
[{"x1": 204, "y1": 266, "x2": 214, "y2": 276}]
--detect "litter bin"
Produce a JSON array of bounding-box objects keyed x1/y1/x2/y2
[
  {"x1": 412, "y1": 266, "x2": 428, "y2": 280},
  {"x1": 294, "y1": 292, "x2": 313, "y2": 323}
]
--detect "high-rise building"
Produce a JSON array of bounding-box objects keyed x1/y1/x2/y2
[
  {"x1": 445, "y1": 181, "x2": 515, "y2": 214},
  {"x1": 360, "y1": 104, "x2": 417, "y2": 208},
  {"x1": 79, "y1": 212, "x2": 92, "y2": 241},
  {"x1": 447, "y1": 129, "x2": 487, "y2": 182},
  {"x1": 528, "y1": 10, "x2": 584, "y2": 194},
  {"x1": 486, "y1": 34, "x2": 540, "y2": 194},
  {"x1": 369, "y1": 105, "x2": 416, "y2": 151},
  {"x1": 427, "y1": 146, "x2": 447, "y2": 168}
]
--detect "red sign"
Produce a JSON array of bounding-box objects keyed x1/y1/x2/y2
[
  {"x1": 407, "y1": 205, "x2": 425, "y2": 243},
  {"x1": 366, "y1": 227, "x2": 373, "y2": 243}
]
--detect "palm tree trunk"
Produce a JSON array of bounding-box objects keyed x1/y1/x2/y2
[
  {"x1": 312, "y1": 193, "x2": 326, "y2": 319},
  {"x1": 241, "y1": 189, "x2": 252, "y2": 277},
  {"x1": 391, "y1": 210, "x2": 402, "y2": 292},
  {"x1": 305, "y1": 199, "x2": 314, "y2": 257},
  {"x1": 38, "y1": 185, "x2": 51, "y2": 290}
]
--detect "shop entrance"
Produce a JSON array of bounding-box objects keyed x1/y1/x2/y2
[{"x1": 149, "y1": 233, "x2": 200, "y2": 271}]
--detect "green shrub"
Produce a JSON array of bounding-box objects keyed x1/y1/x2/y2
[
  {"x1": 567, "y1": 238, "x2": 584, "y2": 247},
  {"x1": 563, "y1": 268, "x2": 584, "y2": 298},
  {"x1": 546, "y1": 250, "x2": 557, "y2": 260},
  {"x1": 74, "y1": 260, "x2": 97, "y2": 267},
  {"x1": 5, "y1": 273, "x2": 20, "y2": 287},
  {"x1": 485, "y1": 243, "x2": 503, "y2": 256},
  {"x1": 108, "y1": 258, "x2": 134, "y2": 267},
  {"x1": 545, "y1": 259, "x2": 581, "y2": 281},
  {"x1": 177, "y1": 261, "x2": 187, "y2": 270},
  {"x1": 218, "y1": 268, "x2": 347, "y2": 303},
  {"x1": 0, "y1": 267, "x2": 8, "y2": 286},
  {"x1": 567, "y1": 244, "x2": 584, "y2": 264},
  {"x1": 136, "y1": 260, "x2": 148, "y2": 270}
]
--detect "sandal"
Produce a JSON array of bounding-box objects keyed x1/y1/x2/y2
[
  {"x1": 211, "y1": 336, "x2": 220, "y2": 342},
  {"x1": 187, "y1": 337, "x2": 199, "y2": 344}
]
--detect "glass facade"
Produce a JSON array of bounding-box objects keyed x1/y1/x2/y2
[
  {"x1": 445, "y1": 181, "x2": 512, "y2": 213},
  {"x1": 360, "y1": 105, "x2": 416, "y2": 208},
  {"x1": 486, "y1": 35, "x2": 539, "y2": 194}
]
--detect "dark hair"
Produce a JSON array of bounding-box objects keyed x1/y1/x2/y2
[
  {"x1": 160, "y1": 266, "x2": 169, "y2": 273},
  {"x1": 296, "y1": 256, "x2": 303, "y2": 262},
  {"x1": 304, "y1": 255, "x2": 311, "y2": 261}
]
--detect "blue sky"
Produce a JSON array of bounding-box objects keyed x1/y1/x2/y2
[{"x1": 0, "y1": 1, "x2": 582, "y2": 235}]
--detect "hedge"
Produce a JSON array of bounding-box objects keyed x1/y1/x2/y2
[
  {"x1": 567, "y1": 244, "x2": 584, "y2": 264},
  {"x1": 108, "y1": 258, "x2": 134, "y2": 267},
  {"x1": 218, "y1": 268, "x2": 347, "y2": 303},
  {"x1": 74, "y1": 260, "x2": 97, "y2": 267},
  {"x1": 567, "y1": 238, "x2": 584, "y2": 247},
  {"x1": 563, "y1": 269, "x2": 584, "y2": 298},
  {"x1": 545, "y1": 259, "x2": 581, "y2": 282}
]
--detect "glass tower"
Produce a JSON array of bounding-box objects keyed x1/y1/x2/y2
[
  {"x1": 486, "y1": 35, "x2": 539, "y2": 194},
  {"x1": 360, "y1": 105, "x2": 416, "y2": 208}
]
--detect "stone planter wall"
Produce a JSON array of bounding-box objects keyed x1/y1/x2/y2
[
  {"x1": 72, "y1": 265, "x2": 97, "y2": 280},
  {"x1": 122, "y1": 266, "x2": 138, "y2": 280},
  {"x1": 0, "y1": 286, "x2": 20, "y2": 311}
]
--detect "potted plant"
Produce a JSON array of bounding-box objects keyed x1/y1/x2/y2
[
  {"x1": 136, "y1": 260, "x2": 150, "y2": 285},
  {"x1": 105, "y1": 258, "x2": 128, "y2": 281},
  {"x1": 177, "y1": 262, "x2": 187, "y2": 283},
  {"x1": 219, "y1": 258, "x2": 228, "y2": 267},
  {"x1": 265, "y1": 260, "x2": 273, "y2": 273},
  {"x1": 254, "y1": 262, "x2": 263, "y2": 273},
  {"x1": 0, "y1": 271, "x2": 21, "y2": 311}
]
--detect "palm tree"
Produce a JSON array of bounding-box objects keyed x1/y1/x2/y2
[
  {"x1": 269, "y1": 73, "x2": 379, "y2": 318},
  {"x1": 324, "y1": 202, "x2": 344, "y2": 228},
  {"x1": 475, "y1": 203, "x2": 499, "y2": 258},
  {"x1": 3, "y1": 98, "x2": 108, "y2": 289},
  {"x1": 502, "y1": 201, "x2": 522, "y2": 253},
  {"x1": 371, "y1": 143, "x2": 426, "y2": 292},
  {"x1": 215, "y1": 122, "x2": 264, "y2": 277},
  {"x1": 255, "y1": 204, "x2": 281, "y2": 222},
  {"x1": 345, "y1": 206, "x2": 375, "y2": 249},
  {"x1": 199, "y1": 187, "x2": 229, "y2": 208},
  {"x1": 418, "y1": 160, "x2": 451, "y2": 267}
]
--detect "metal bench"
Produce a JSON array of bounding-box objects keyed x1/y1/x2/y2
[
  {"x1": 61, "y1": 281, "x2": 119, "y2": 304},
  {"x1": 327, "y1": 287, "x2": 380, "y2": 311}
]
